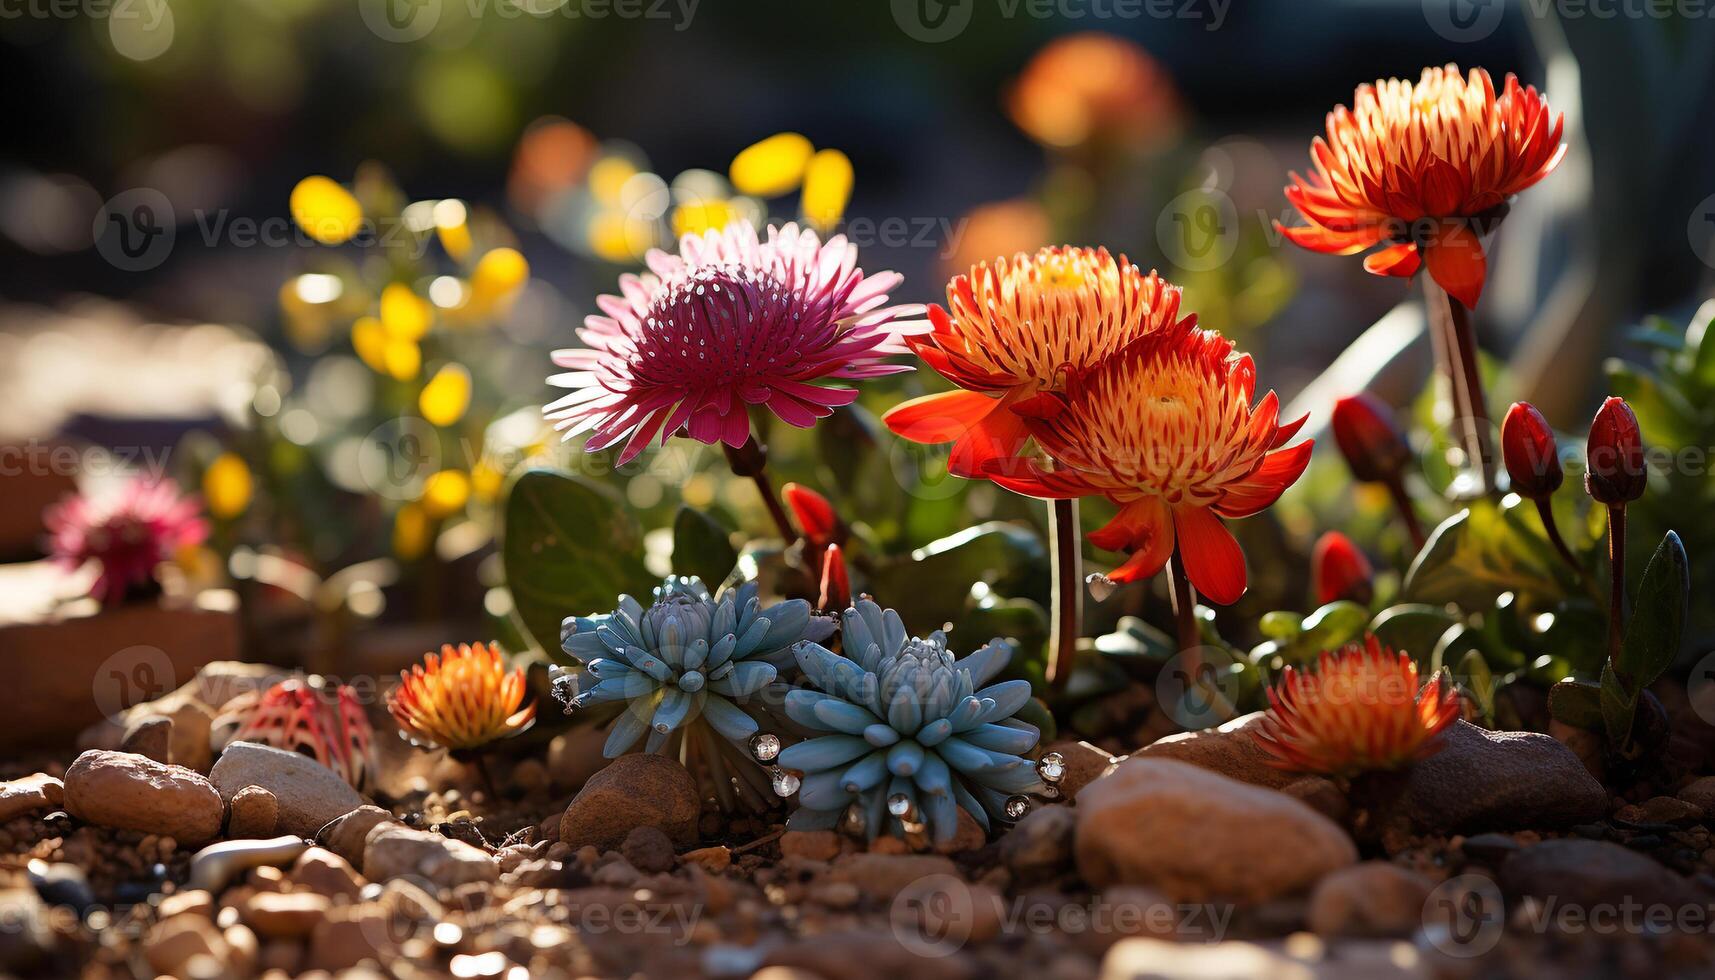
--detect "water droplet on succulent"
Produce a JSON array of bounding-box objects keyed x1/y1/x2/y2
[
  {"x1": 1037, "y1": 751, "x2": 1066, "y2": 784},
  {"x1": 1085, "y1": 574, "x2": 1117, "y2": 602},
  {"x1": 886, "y1": 793, "x2": 910, "y2": 817},
  {"x1": 842, "y1": 804, "x2": 866, "y2": 835},
  {"x1": 770, "y1": 768, "x2": 800, "y2": 797},
  {"x1": 750, "y1": 733, "x2": 781, "y2": 762},
  {"x1": 1004, "y1": 795, "x2": 1031, "y2": 820}
]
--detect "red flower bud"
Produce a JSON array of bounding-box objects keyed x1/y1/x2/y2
[
  {"x1": 1584, "y1": 397, "x2": 1646, "y2": 505},
  {"x1": 817, "y1": 543, "x2": 851, "y2": 613},
  {"x1": 1312, "y1": 531, "x2": 1374, "y2": 606},
  {"x1": 1501, "y1": 402, "x2": 1563, "y2": 499},
  {"x1": 1331, "y1": 393, "x2": 1412, "y2": 484},
  {"x1": 782, "y1": 482, "x2": 842, "y2": 549}
]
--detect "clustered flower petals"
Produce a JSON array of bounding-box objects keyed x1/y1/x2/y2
[
  {"x1": 390, "y1": 642, "x2": 536, "y2": 752},
  {"x1": 231, "y1": 678, "x2": 375, "y2": 790},
  {"x1": 984, "y1": 323, "x2": 1312, "y2": 604},
  {"x1": 1279, "y1": 65, "x2": 1565, "y2": 307},
  {"x1": 547, "y1": 220, "x2": 926, "y2": 464},
  {"x1": 781, "y1": 598, "x2": 1043, "y2": 843},
  {"x1": 44, "y1": 477, "x2": 209, "y2": 607},
  {"x1": 884, "y1": 246, "x2": 1190, "y2": 477},
  {"x1": 1253, "y1": 635, "x2": 1462, "y2": 777}
]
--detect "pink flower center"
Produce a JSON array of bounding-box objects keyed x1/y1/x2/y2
[{"x1": 631, "y1": 266, "x2": 817, "y2": 391}]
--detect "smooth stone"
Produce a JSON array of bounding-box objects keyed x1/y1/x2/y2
[
  {"x1": 1075, "y1": 758, "x2": 1356, "y2": 903},
  {"x1": 559, "y1": 754, "x2": 699, "y2": 851},
  {"x1": 188, "y1": 837, "x2": 311, "y2": 894},
  {"x1": 1615, "y1": 796, "x2": 1703, "y2": 825},
  {"x1": 1098, "y1": 937, "x2": 1426, "y2": 980},
  {"x1": 63, "y1": 750, "x2": 224, "y2": 845},
  {"x1": 779, "y1": 831, "x2": 841, "y2": 862},
  {"x1": 227, "y1": 785, "x2": 279, "y2": 839},
  {"x1": 823, "y1": 854, "x2": 959, "y2": 899},
  {"x1": 999, "y1": 804, "x2": 1076, "y2": 879},
  {"x1": 119, "y1": 715, "x2": 173, "y2": 764},
  {"x1": 1041, "y1": 739, "x2": 1121, "y2": 799},
  {"x1": 289, "y1": 846, "x2": 366, "y2": 900},
  {"x1": 27, "y1": 860, "x2": 95, "y2": 913},
  {"x1": 1308, "y1": 862, "x2": 1435, "y2": 937},
  {"x1": 1499, "y1": 838, "x2": 1705, "y2": 908},
  {"x1": 1376, "y1": 721, "x2": 1609, "y2": 836},
  {"x1": 1677, "y1": 775, "x2": 1715, "y2": 813},
  {"x1": 362, "y1": 823, "x2": 498, "y2": 889},
  {"x1": 621, "y1": 826, "x2": 676, "y2": 874},
  {"x1": 240, "y1": 891, "x2": 331, "y2": 939},
  {"x1": 317, "y1": 805, "x2": 400, "y2": 868},
  {"x1": 0, "y1": 774, "x2": 63, "y2": 822},
  {"x1": 1134, "y1": 711, "x2": 1298, "y2": 790},
  {"x1": 210, "y1": 741, "x2": 365, "y2": 838}
]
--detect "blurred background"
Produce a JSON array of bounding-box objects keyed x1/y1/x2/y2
[{"x1": 4, "y1": 0, "x2": 1715, "y2": 718}]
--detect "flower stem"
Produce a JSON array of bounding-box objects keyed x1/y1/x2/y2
[
  {"x1": 1167, "y1": 553, "x2": 1199, "y2": 663},
  {"x1": 723, "y1": 438, "x2": 798, "y2": 543},
  {"x1": 1423, "y1": 280, "x2": 1495, "y2": 494},
  {"x1": 1606, "y1": 503, "x2": 1627, "y2": 678},
  {"x1": 1046, "y1": 498, "x2": 1083, "y2": 692},
  {"x1": 1535, "y1": 497, "x2": 1584, "y2": 582},
  {"x1": 1383, "y1": 473, "x2": 1428, "y2": 550}
]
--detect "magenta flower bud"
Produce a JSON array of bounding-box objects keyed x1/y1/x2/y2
[
  {"x1": 1501, "y1": 401, "x2": 1563, "y2": 499},
  {"x1": 1331, "y1": 393, "x2": 1412, "y2": 484},
  {"x1": 1584, "y1": 397, "x2": 1646, "y2": 505}
]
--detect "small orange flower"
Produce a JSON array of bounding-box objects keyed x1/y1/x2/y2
[
  {"x1": 983, "y1": 323, "x2": 1311, "y2": 604},
  {"x1": 1279, "y1": 65, "x2": 1565, "y2": 308},
  {"x1": 390, "y1": 642, "x2": 536, "y2": 751},
  {"x1": 1008, "y1": 33, "x2": 1183, "y2": 151},
  {"x1": 883, "y1": 246, "x2": 1191, "y2": 477},
  {"x1": 1253, "y1": 635, "x2": 1461, "y2": 777}
]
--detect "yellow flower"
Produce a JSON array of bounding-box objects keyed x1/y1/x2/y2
[
  {"x1": 801, "y1": 149, "x2": 852, "y2": 231},
  {"x1": 420, "y1": 363, "x2": 472, "y2": 427},
  {"x1": 290, "y1": 176, "x2": 364, "y2": 246},
  {"x1": 203, "y1": 453, "x2": 253, "y2": 520},
  {"x1": 380, "y1": 283, "x2": 433, "y2": 341},
  {"x1": 730, "y1": 133, "x2": 813, "y2": 197},
  {"x1": 421, "y1": 469, "x2": 470, "y2": 519}
]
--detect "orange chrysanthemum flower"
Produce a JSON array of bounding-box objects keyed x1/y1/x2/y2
[
  {"x1": 1253, "y1": 635, "x2": 1462, "y2": 777},
  {"x1": 1008, "y1": 33, "x2": 1183, "y2": 151},
  {"x1": 883, "y1": 246, "x2": 1191, "y2": 477},
  {"x1": 1279, "y1": 65, "x2": 1565, "y2": 308},
  {"x1": 984, "y1": 323, "x2": 1311, "y2": 604},
  {"x1": 389, "y1": 642, "x2": 536, "y2": 752}
]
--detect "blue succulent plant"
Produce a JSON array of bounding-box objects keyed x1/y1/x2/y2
[
  {"x1": 780, "y1": 598, "x2": 1045, "y2": 843},
  {"x1": 552, "y1": 576, "x2": 833, "y2": 810}
]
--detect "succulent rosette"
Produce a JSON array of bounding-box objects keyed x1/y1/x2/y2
[
  {"x1": 780, "y1": 598, "x2": 1046, "y2": 843},
  {"x1": 554, "y1": 576, "x2": 834, "y2": 809}
]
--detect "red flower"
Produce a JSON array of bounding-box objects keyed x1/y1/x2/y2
[
  {"x1": 817, "y1": 543, "x2": 851, "y2": 613},
  {"x1": 1585, "y1": 396, "x2": 1646, "y2": 505},
  {"x1": 782, "y1": 482, "x2": 843, "y2": 551},
  {"x1": 1279, "y1": 65, "x2": 1565, "y2": 307},
  {"x1": 43, "y1": 477, "x2": 209, "y2": 607},
  {"x1": 1253, "y1": 635, "x2": 1461, "y2": 777},
  {"x1": 231, "y1": 679, "x2": 375, "y2": 790},
  {"x1": 982, "y1": 324, "x2": 1311, "y2": 604},
  {"x1": 1330, "y1": 393, "x2": 1411, "y2": 484},
  {"x1": 883, "y1": 246, "x2": 1191, "y2": 478},
  {"x1": 1502, "y1": 401, "x2": 1563, "y2": 499},
  {"x1": 1312, "y1": 531, "x2": 1374, "y2": 606}
]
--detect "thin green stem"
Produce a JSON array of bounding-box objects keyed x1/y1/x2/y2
[
  {"x1": 1167, "y1": 553, "x2": 1199, "y2": 664},
  {"x1": 1383, "y1": 473, "x2": 1428, "y2": 550},
  {"x1": 1046, "y1": 498, "x2": 1083, "y2": 692},
  {"x1": 723, "y1": 438, "x2": 798, "y2": 543},
  {"x1": 1424, "y1": 279, "x2": 1495, "y2": 495},
  {"x1": 1535, "y1": 497, "x2": 1585, "y2": 583},
  {"x1": 1607, "y1": 503, "x2": 1627, "y2": 678}
]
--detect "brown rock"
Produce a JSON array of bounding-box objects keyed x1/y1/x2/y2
[
  {"x1": 143, "y1": 912, "x2": 227, "y2": 977},
  {"x1": 682, "y1": 846, "x2": 731, "y2": 873},
  {"x1": 547, "y1": 724, "x2": 611, "y2": 792},
  {"x1": 305, "y1": 904, "x2": 388, "y2": 971},
  {"x1": 932, "y1": 807, "x2": 987, "y2": 855},
  {"x1": 1307, "y1": 861, "x2": 1434, "y2": 937},
  {"x1": 559, "y1": 754, "x2": 699, "y2": 851},
  {"x1": 762, "y1": 929, "x2": 979, "y2": 980},
  {"x1": 1616, "y1": 795, "x2": 1703, "y2": 825},
  {"x1": 621, "y1": 826, "x2": 677, "y2": 874},
  {"x1": 1678, "y1": 775, "x2": 1715, "y2": 813},
  {"x1": 227, "y1": 785, "x2": 279, "y2": 839},
  {"x1": 1099, "y1": 939, "x2": 1310, "y2": 980},
  {"x1": 1134, "y1": 711, "x2": 1297, "y2": 790},
  {"x1": 318, "y1": 805, "x2": 399, "y2": 867},
  {"x1": 63, "y1": 750, "x2": 224, "y2": 845},
  {"x1": 162, "y1": 699, "x2": 216, "y2": 773},
  {"x1": 362, "y1": 823, "x2": 497, "y2": 888},
  {"x1": 120, "y1": 715, "x2": 174, "y2": 764},
  {"x1": 1281, "y1": 776, "x2": 1349, "y2": 825},
  {"x1": 1042, "y1": 739, "x2": 1120, "y2": 799},
  {"x1": 290, "y1": 846, "x2": 365, "y2": 900},
  {"x1": 779, "y1": 830, "x2": 841, "y2": 862},
  {"x1": 158, "y1": 890, "x2": 212, "y2": 920},
  {"x1": 1378, "y1": 721, "x2": 1609, "y2": 836},
  {"x1": 999, "y1": 804, "x2": 1075, "y2": 879},
  {"x1": 0, "y1": 773, "x2": 63, "y2": 823},
  {"x1": 241, "y1": 891, "x2": 330, "y2": 939},
  {"x1": 1075, "y1": 758, "x2": 1356, "y2": 903},
  {"x1": 1500, "y1": 838, "x2": 1704, "y2": 908},
  {"x1": 210, "y1": 741, "x2": 366, "y2": 837},
  {"x1": 824, "y1": 853, "x2": 959, "y2": 899}
]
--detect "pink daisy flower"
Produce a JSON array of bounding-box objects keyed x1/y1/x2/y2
[
  {"x1": 546, "y1": 220, "x2": 926, "y2": 464},
  {"x1": 44, "y1": 477, "x2": 209, "y2": 606}
]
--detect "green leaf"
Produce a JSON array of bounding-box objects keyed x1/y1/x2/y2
[
  {"x1": 1369, "y1": 604, "x2": 1459, "y2": 664},
  {"x1": 500, "y1": 468, "x2": 656, "y2": 660},
  {"x1": 955, "y1": 597, "x2": 1049, "y2": 669},
  {"x1": 1617, "y1": 531, "x2": 1689, "y2": 689},
  {"x1": 868, "y1": 522, "x2": 1046, "y2": 634},
  {"x1": 1599, "y1": 661, "x2": 1638, "y2": 751},
  {"x1": 1258, "y1": 610, "x2": 1303, "y2": 641},
  {"x1": 671, "y1": 506, "x2": 738, "y2": 589},
  {"x1": 1547, "y1": 679, "x2": 1603, "y2": 733},
  {"x1": 1454, "y1": 648, "x2": 1495, "y2": 723},
  {"x1": 1298, "y1": 600, "x2": 1369, "y2": 650}
]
